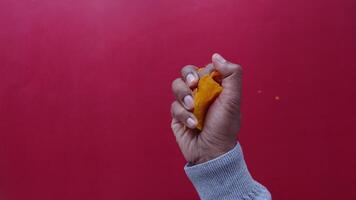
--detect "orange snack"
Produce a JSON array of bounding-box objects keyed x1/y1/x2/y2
[{"x1": 193, "y1": 71, "x2": 223, "y2": 130}]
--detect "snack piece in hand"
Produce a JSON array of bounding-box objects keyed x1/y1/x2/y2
[{"x1": 193, "y1": 71, "x2": 223, "y2": 130}]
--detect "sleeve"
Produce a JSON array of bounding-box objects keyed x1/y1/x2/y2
[{"x1": 184, "y1": 143, "x2": 271, "y2": 200}]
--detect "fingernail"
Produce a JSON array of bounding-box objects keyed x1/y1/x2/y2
[
  {"x1": 183, "y1": 95, "x2": 194, "y2": 109},
  {"x1": 186, "y1": 117, "x2": 197, "y2": 128},
  {"x1": 213, "y1": 53, "x2": 226, "y2": 64},
  {"x1": 186, "y1": 73, "x2": 195, "y2": 85}
]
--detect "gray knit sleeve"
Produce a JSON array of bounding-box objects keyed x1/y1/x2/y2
[{"x1": 184, "y1": 143, "x2": 271, "y2": 200}]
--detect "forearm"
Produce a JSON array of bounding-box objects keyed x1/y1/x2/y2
[{"x1": 184, "y1": 143, "x2": 271, "y2": 200}]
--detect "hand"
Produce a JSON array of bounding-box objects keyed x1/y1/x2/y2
[{"x1": 171, "y1": 53, "x2": 243, "y2": 164}]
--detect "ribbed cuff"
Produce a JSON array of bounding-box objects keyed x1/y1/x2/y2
[{"x1": 184, "y1": 143, "x2": 268, "y2": 200}]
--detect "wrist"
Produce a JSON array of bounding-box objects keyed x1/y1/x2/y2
[{"x1": 193, "y1": 141, "x2": 236, "y2": 165}]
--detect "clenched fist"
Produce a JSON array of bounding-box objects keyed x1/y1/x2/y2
[{"x1": 171, "y1": 53, "x2": 243, "y2": 164}]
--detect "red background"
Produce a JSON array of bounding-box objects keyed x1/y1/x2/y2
[{"x1": 0, "y1": 0, "x2": 355, "y2": 199}]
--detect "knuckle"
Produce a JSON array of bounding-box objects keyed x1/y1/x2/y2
[
  {"x1": 236, "y1": 64, "x2": 243, "y2": 73},
  {"x1": 176, "y1": 107, "x2": 186, "y2": 118},
  {"x1": 171, "y1": 119, "x2": 177, "y2": 130},
  {"x1": 171, "y1": 101, "x2": 187, "y2": 120},
  {"x1": 182, "y1": 65, "x2": 195, "y2": 71},
  {"x1": 181, "y1": 65, "x2": 197, "y2": 76},
  {"x1": 174, "y1": 83, "x2": 190, "y2": 98},
  {"x1": 170, "y1": 119, "x2": 174, "y2": 129},
  {"x1": 171, "y1": 101, "x2": 180, "y2": 117},
  {"x1": 170, "y1": 102, "x2": 175, "y2": 116},
  {"x1": 171, "y1": 78, "x2": 181, "y2": 91},
  {"x1": 229, "y1": 63, "x2": 240, "y2": 70},
  {"x1": 230, "y1": 63, "x2": 243, "y2": 75}
]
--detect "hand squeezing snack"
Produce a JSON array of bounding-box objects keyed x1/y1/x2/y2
[
  {"x1": 170, "y1": 53, "x2": 271, "y2": 199},
  {"x1": 171, "y1": 53, "x2": 242, "y2": 164},
  {"x1": 193, "y1": 71, "x2": 223, "y2": 130}
]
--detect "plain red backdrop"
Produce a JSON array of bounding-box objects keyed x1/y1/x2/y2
[{"x1": 0, "y1": 0, "x2": 355, "y2": 199}]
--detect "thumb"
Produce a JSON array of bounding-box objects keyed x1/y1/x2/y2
[{"x1": 211, "y1": 53, "x2": 242, "y2": 91}]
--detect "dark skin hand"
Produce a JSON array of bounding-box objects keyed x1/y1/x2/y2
[{"x1": 171, "y1": 53, "x2": 243, "y2": 164}]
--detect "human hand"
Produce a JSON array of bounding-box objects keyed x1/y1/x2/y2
[{"x1": 171, "y1": 53, "x2": 242, "y2": 164}]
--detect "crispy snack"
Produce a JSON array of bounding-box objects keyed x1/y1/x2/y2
[{"x1": 193, "y1": 71, "x2": 223, "y2": 130}]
